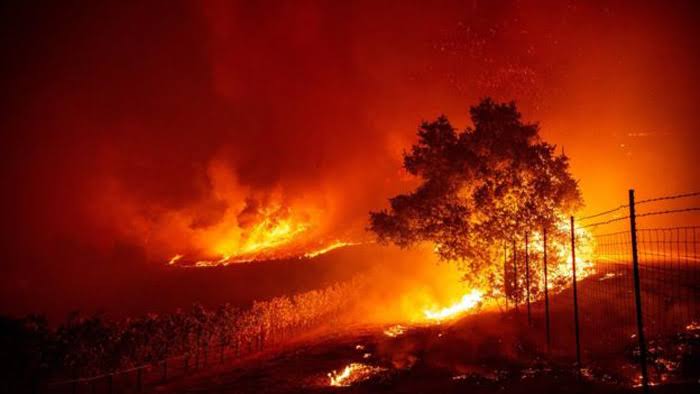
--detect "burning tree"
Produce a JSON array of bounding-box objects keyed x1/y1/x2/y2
[{"x1": 369, "y1": 98, "x2": 582, "y2": 284}]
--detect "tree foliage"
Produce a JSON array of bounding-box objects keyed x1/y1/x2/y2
[{"x1": 369, "y1": 98, "x2": 582, "y2": 271}]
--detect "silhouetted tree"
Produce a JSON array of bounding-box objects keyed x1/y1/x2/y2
[{"x1": 369, "y1": 98, "x2": 581, "y2": 274}]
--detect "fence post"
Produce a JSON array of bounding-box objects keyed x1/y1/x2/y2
[
  {"x1": 108, "y1": 374, "x2": 113, "y2": 394},
  {"x1": 162, "y1": 359, "x2": 168, "y2": 383},
  {"x1": 543, "y1": 226, "x2": 551, "y2": 354},
  {"x1": 628, "y1": 189, "x2": 650, "y2": 393},
  {"x1": 525, "y1": 232, "x2": 531, "y2": 326},
  {"x1": 570, "y1": 216, "x2": 581, "y2": 373},
  {"x1": 513, "y1": 239, "x2": 519, "y2": 313},
  {"x1": 136, "y1": 368, "x2": 142, "y2": 393}
]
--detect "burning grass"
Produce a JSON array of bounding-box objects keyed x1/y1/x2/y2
[
  {"x1": 383, "y1": 325, "x2": 407, "y2": 337},
  {"x1": 327, "y1": 363, "x2": 387, "y2": 387},
  {"x1": 423, "y1": 289, "x2": 484, "y2": 322}
]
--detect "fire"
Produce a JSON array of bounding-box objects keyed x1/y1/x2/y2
[
  {"x1": 502, "y1": 215, "x2": 596, "y2": 299},
  {"x1": 162, "y1": 187, "x2": 365, "y2": 266},
  {"x1": 383, "y1": 324, "x2": 406, "y2": 337},
  {"x1": 168, "y1": 239, "x2": 361, "y2": 267},
  {"x1": 167, "y1": 254, "x2": 183, "y2": 265},
  {"x1": 327, "y1": 363, "x2": 386, "y2": 387},
  {"x1": 304, "y1": 241, "x2": 357, "y2": 258},
  {"x1": 423, "y1": 289, "x2": 483, "y2": 321},
  {"x1": 211, "y1": 212, "x2": 311, "y2": 261}
]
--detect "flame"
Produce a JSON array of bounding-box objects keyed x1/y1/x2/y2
[
  {"x1": 383, "y1": 324, "x2": 406, "y2": 337},
  {"x1": 230, "y1": 217, "x2": 309, "y2": 256},
  {"x1": 209, "y1": 210, "x2": 311, "y2": 261},
  {"x1": 423, "y1": 289, "x2": 483, "y2": 321},
  {"x1": 162, "y1": 187, "x2": 365, "y2": 266},
  {"x1": 304, "y1": 241, "x2": 357, "y2": 258},
  {"x1": 501, "y1": 215, "x2": 596, "y2": 300},
  {"x1": 327, "y1": 363, "x2": 385, "y2": 387},
  {"x1": 167, "y1": 239, "x2": 361, "y2": 267},
  {"x1": 167, "y1": 254, "x2": 183, "y2": 265}
]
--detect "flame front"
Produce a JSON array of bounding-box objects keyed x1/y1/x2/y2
[
  {"x1": 423, "y1": 289, "x2": 483, "y2": 321},
  {"x1": 304, "y1": 241, "x2": 356, "y2": 258}
]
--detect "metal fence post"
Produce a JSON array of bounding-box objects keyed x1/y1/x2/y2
[
  {"x1": 628, "y1": 189, "x2": 650, "y2": 393},
  {"x1": 570, "y1": 216, "x2": 581, "y2": 373},
  {"x1": 136, "y1": 368, "x2": 142, "y2": 393},
  {"x1": 543, "y1": 226, "x2": 551, "y2": 354},
  {"x1": 525, "y1": 232, "x2": 531, "y2": 326}
]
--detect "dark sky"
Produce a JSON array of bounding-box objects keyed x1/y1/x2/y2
[{"x1": 1, "y1": 0, "x2": 699, "y2": 315}]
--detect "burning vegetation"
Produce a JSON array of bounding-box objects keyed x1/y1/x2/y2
[
  {"x1": 424, "y1": 289, "x2": 484, "y2": 321},
  {"x1": 328, "y1": 363, "x2": 387, "y2": 387},
  {"x1": 370, "y1": 99, "x2": 581, "y2": 262}
]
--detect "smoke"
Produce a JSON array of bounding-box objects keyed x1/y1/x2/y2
[{"x1": 1, "y1": 1, "x2": 699, "y2": 315}]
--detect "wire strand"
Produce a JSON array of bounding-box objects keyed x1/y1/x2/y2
[{"x1": 635, "y1": 191, "x2": 700, "y2": 205}]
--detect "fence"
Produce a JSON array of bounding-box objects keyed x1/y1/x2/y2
[{"x1": 502, "y1": 189, "x2": 700, "y2": 391}]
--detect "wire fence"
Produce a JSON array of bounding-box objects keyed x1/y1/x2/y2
[{"x1": 502, "y1": 189, "x2": 700, "y2": 391}]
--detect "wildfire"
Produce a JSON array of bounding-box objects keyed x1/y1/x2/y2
[
  {"x1": 231, "y1": 216, "x2": 310, "y2": 256},
  {"x1": 167, "y1": 239, "x2": 361, "y2": 267},
  {"x1": 304, "y1": 241, "x2": 357, "y2": 258},
  {"x1": 502, "y1": 216, "x2": 596, "y2": 299},
  {"x1": 383, "y1": 324, "x2": 406, "y2": 337},
  {"x1": 423, "y1": 289, "x2": 483, "y2": 321},
  {"x1": 327, "y1": 363, "x2": 386, "y2": 387},
  {"x1": 167, "y1": 254, "x2": 183, "y2": 265}
]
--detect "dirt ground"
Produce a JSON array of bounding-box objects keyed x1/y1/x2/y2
[{"x1": 155, "y1": 314, "x2": 698, "y2": 393}]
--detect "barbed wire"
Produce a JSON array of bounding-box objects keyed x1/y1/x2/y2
[
  {"x1": 579, "y1": 215, "x2": 631, "y2": 229},
  {"x1": 579, "y1": 207, "x2": 700, "y2": 229},
  {"x1": 635, "y1": 191, "x2": 700, "y2": 205},
  {"x1": 47, "y1": 351, "x2": 188, "y2": 386},
  {"x1": 576, "y1": 191, "x2": 700, "y2": 222},
  {"x1": 635, "y1": 207, "x2": 700, "y2": 219},
  {"x1": 49, "y1": 366, "x2": 142, "y2": 387},
  {"x1": 637, "y1": 225, "x2": 700, "y2": 232},
  {"x1": 577, "y1": 205, "x2": 629, "y2": 222}
]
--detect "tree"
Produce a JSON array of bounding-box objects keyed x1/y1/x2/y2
[{"x1": 369, "y1": 98, "x2": 582, "y2": 276}]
